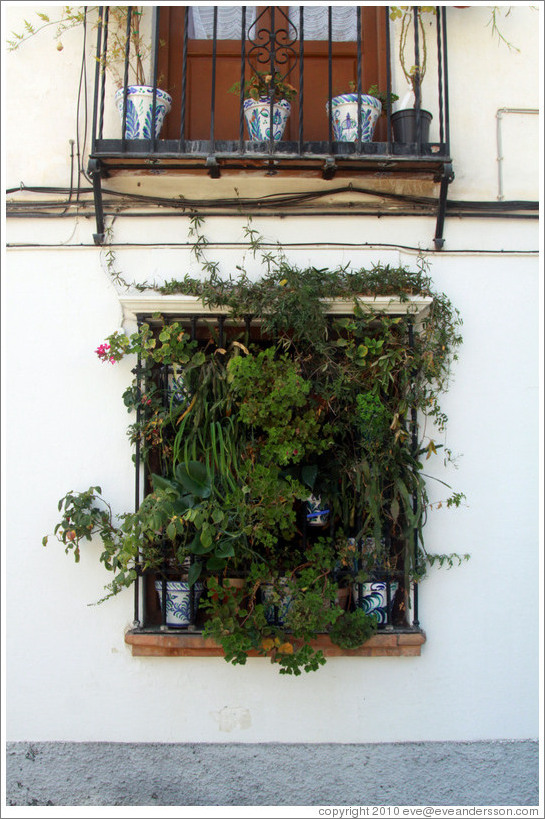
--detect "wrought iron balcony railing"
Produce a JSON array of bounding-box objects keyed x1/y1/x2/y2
[{"x1": 88, "y1": 6, "x2": 453, "y2": 246}]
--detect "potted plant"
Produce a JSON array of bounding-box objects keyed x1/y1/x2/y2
[
  {"x1": 202, "y1": 540, "x2": 377, "y2": 674},
  {"x1": 100, "y1": 7, "x2": 171, "y2": 139},
  {"x1": 389, "y1": 6, "x2": 434, "y2": 143},
  {"x1": 42, "y1": 462, "x2": 211, "y2": 623},
  {"x1": 229, "y1": 71, "x2": 297, "y2": 141},
  {"x1": 7, "y1": 6, "x2": 171, "y2": 139},
  {"x1": 326, "y1": 83, "x2": 399, "y2": 143}
]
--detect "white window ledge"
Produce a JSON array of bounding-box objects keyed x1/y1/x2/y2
[{"x1": 119, "y1": 294, "x2": 433, "y2": 322}]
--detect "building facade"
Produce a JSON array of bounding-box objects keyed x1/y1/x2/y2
[{"x1": 4, "y1": 3, "x2": 541, "y2": 808}]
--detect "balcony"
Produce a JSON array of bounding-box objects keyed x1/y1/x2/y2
[{"x1": 88, "y1": 6, "x2": 453, "y2": 247}]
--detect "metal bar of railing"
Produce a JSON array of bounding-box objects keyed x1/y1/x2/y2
[
  {"x1": 239, "y1": 7, "x2": 247, "y2": 153},
  {"x1": 133, "y1": 316, "x2": 143, "y2": 627},
  {"x1": 327, "y1": 6, "x2": 333, "y2": 152},
  {"x1": 385, "y1": 6, "x2": 393, "y2": 150},
  {"x1": 436, "y1": 5, "x2": 445, "y2": 146},
  {"x1": 91, "y1": 6, "x2": 105, "y2": 147},
  {"x1": 189, "y1": 315, "x2": 205, "y2": 628},
  {"x1": 412, "y1": 6, "x2": 422, "y2": 153},
  {"x1": 150, "y1": 6, "x2": 160, "y2": 152},
  {"x1": 210, "y1": 7, "x2": 218, "y2": 150},
  {"x1": 179, "y1": 6, "x2": 189, "y2": 150},
  {"x1": 120, "y1": 6, "x2": 132, "y2": 150},
  {"x1": 244, "y1": 316, "x2": 252, "y2": 348},
  {"x1": 161, "y1": 331, "x2": 171, "y2": 628},
  {"x1": 269, "y1": 6, "x2": 276, "y2": 154},
  {"x1": 298, "y1": 6, "x2": 304, "y2": 153},
  {"x1": 408, "y1": 320, "x2": 420, "y2": 628},
  {"x1": 441, "y1": 6, "x2": 451, "y2": 155},
  {"x1": 384, "y1": 521, "x2": 393, "y2": 627},
  {"x1": 356, "y1": 8, "x2": 362, "y2": 152}
]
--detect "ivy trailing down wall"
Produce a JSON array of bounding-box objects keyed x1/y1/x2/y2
[{"x1": 44, "y1": 218, "x2": 467, "y2": 675}]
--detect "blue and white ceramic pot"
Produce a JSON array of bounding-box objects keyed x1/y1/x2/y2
[
  {"x1": 155, "y1": 580, "x2": 203, "y2": 627},
  {"x1": 261, "y1": 578, "x2": 293, "y2": 625},
  {"x1": 354, "y1": 581, "x2": 399, "y2": 625},
  {"x1": 115, "y1": 85, "x2": 172, "y2": 139},
  {"x1": 243, "y1": 97, "x2": 291, "y2": 141},
  {"x1": 326, "y1": 93, "x2": 382, "y2": 142},
  {"x1": 306, "y1": 494, "x2": 330, "y2": 527}
]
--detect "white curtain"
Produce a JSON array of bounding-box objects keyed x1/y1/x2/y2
[
  {"x1": 188, "y1": 7, "x2": 257, "y2": 40},
  {"x1": 188, "y1": 6, "x2": 358, "y2": 42},
  {"x1": 289, "y1": 6, "x2": 358, "y2": 42}
]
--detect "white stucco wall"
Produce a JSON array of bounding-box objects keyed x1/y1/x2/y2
[{"x1": 4, "y1": 3, "x2": 541, "y2": 745}]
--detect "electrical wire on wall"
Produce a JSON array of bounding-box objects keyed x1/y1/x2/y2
[
  {"x1": 5, "y1": 239, "x2": 538, "y2": 256},
  {"x1": 76, "y1": 6, "x2": 91, "y2": 193},
  {"x1": 6, "y1": 182, "x2": 539, "y2": 216}
]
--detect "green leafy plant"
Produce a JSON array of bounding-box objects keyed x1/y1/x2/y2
[
  {"x1": 389, "y1": 5, "x2": 523, "y2": 101},
  {"x1": 389, "y1": 6, "x2": 436, "y2": 96},
  {"x1": 344, "y1": 82, "x2": 399, "y2": 115},
  {"x1": 229, "y1": 71, "x2": 298, "y2": 103},
  {"x1": 329, "y1": 609, "x2": 378, "y2": 650},
  {"x1": 227, "y1": 347, "x2": 333, "y2": 467},
  {"x1": 202, "y1": 541, "x2": 366, "y2": 675}
]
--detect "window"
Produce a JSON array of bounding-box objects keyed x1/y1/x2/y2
[{"x1": 118, "y1": 291, "x2": 432, "y2": 666}]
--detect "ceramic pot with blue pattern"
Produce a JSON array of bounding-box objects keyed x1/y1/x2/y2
[
  {"x1": 243, "y1": 97, "x2": 291, "y2": 141},
  {"x1": 155, "y1": 579, "x2": 203, "y2": 627},
  {"x1": 326, "y1": 93, "x2": 382, "y2": 142},
  {"x1": 261, "y1": 578, "x2": 293, "y2": 625},
  {"x1": 353, "y1": 581, "x2": 399, "y2": 625},
  {"x1": 115, "y1": 85, "x2": 172, "y2": 139},
  {"x1": 306, "y1": 494, "x2": 330, "y2": 527}
]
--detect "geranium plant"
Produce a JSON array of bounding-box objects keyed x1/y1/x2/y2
[{"x1": 229, "y1": 70, "x2": 297, "y2": 102}]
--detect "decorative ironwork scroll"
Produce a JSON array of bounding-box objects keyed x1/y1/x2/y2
[{"x1": 247, "y1": 6, "x2": 298, "y2": 81}]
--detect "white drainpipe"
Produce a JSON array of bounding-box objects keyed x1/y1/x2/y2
[{"x1": 496, "y1": 107, "x2": 539, "y2": 200}]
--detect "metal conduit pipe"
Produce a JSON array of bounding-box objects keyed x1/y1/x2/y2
[{"x1": 496, "y1": 107, "x2": 539, "y2": 200}]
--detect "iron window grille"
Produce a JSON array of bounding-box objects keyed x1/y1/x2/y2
[{"x1": 128, "y1": 308, "x2": 423, "y2": 637}]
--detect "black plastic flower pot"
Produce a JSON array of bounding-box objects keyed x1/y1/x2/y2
[{"x1": 391, "y1": 108, "x2": 432, "y2": 143}]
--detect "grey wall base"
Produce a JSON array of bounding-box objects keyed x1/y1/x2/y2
[{"x1": 6, "y1": 740, "x2": 539, "y2": 807}]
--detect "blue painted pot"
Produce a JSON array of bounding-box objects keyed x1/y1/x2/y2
[
  {"x1": 354, "y1": 581, "x2": 399, "y2": 625},
  {"x1": 243, "y1": 97, "x2": 291, "y2": 141},
  {"x1": 326, "y1": 93, "x2": 382, "y2": 142},
  {"x1": 155, "y1": 580, "x2": 203, "y2": 627},
  {"x1": 261, "y1": 579, "x2": 293, "y2": 625},
  {"x1": 306, "y1": 494, "x2": 330, "y2": 527},
  {"x1": 115, "y1": 85, "x2": 172, "y2": 139}
]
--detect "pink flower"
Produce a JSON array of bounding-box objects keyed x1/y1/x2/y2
[{"x1": 95, "y1": 343, "x2": 115, "y2": 363}]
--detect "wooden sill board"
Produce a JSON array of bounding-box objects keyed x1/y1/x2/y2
[{"x1": 125, "y1": 630, "x2": 426, "y2": 658}]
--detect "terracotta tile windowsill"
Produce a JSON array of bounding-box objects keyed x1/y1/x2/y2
[{"x1": 125, "y1": 630, "x2": 426, "y2": 657}]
